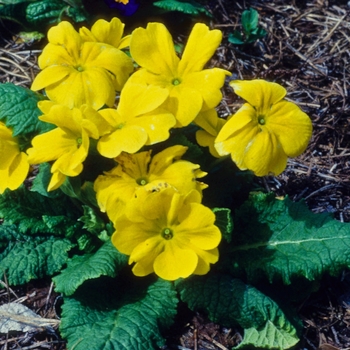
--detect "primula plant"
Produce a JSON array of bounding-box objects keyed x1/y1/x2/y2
[{"x1": 0, "y1": 15, "x2": 350, "y2": 350}]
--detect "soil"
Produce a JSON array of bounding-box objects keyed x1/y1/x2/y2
[{"x1": 0, "y1": 0, "x2": 350, "y2": 349}]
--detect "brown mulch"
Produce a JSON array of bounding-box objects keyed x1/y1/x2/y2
[{"x1": 1, "y1": 0, "x2": 350, "y2": 349}]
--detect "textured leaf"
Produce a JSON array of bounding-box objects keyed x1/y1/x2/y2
[
  {"x1": 230, "y1": 193, "x2": 350, "y2": 284},
  {"x1": 0, "y1": 187, "x2": 83, "y2": 238},
  {"x1": 212, "y1": 207, "x2": 233, "y2": 242},
  {"x1": 153, "y1": 0, "x2": 210, "y2": 16},
  {"x1": 53, "y1": 240, "x2": 128, "y2": 296},
  {"x1": 0, "y1": 83, "x2": 50, "y2": 136},
  {"x1": 26, "y1": 0, "x2": 87, "y2": 25},
  {"x1": 176, "y1": 273, "x2": 299, "y2": 349},
  {"x1": 235, "y1": 323, "x2": 299, "y2": 349},
  {"x1": 60, "y1": 278, "x2": 178, "y2": 350},
  {"x1": 0, "y1": 236, "x2": 74, "y2": 285}
]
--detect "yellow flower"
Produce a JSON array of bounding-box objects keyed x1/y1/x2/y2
[
  {"x1": 79, "y1": 17, "x2": 131, "y2": 49},
  {"x1": 97, "y1": 82, "x2": 176, "y2": 158},
  {"x1": 0, "y1": 122, "x2": 29, "y2": 193},
  {"x1": 112, "y1": 188, "x2": 221, "y2": 280},
  {"x1": 215, "y1": 80, "x2": 313, "y2": 176},
  {"x1": 26, "y1": 102, "x2": 111, "y2": 191},
  {"x1": 129, "y1": 22, "x2": 230, "y2": 127},
  {"x1": 31, "y1": 21, "x2": 133, "y2": 110},
  {"x1": 194, "y1": 109, "x2": 227, "y2": 158},
  {"x1": 94, "y1": 145, "x2": 207, "y2": 222}
]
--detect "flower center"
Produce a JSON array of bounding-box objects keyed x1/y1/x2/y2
[
  {"x1": 75, "y1": 65, "x2": 84, "y2": 72},
  {"x1": 258, "y1": 116, "x2": 266, "y2": 125},
  {"x1": 161, "y1": 228, "x2": 173, "y2": 240},
  {"x1": 76, "y1": 137, "x2": 83, "y2": 147},
  {"x1": 136, "y1": 177, "x2": 148, "y2": 186},
  {"x1": 172, "y1": 78, "x2": 181, "y2": 86}
]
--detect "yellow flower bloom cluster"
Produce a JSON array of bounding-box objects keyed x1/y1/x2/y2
[
  {"x1": 10, "y1": 16, "x2": 312, "y2": 281},
  {"x1": 23, "y1": 18, "x2": 227, "y2": 280}
]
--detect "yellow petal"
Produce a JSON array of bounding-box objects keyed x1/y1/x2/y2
[
  {"x1": 97, "y1": 126, "x2": 148, "y2": 158},
  {"x1": 44, "y1": 68, "x2": 116, "y2": 109},
  {"x1": 184, "y1": 69, "x2": 229, "y2": 110},
  {"x1": 130, "y1": 110, "x2": 176, "y2": 145},
  {"x1": 167, "y1": 84, "x2": 202, "y2": 127},
  {"x1": 48, "y1": 171, "x2": 66, "y2": 191},
  {"x1": 80, "y1": 18, "x2": 125, "y2": 48},
  {"x1": 177, "y1": 203, "x2": 221, "y2": 250},
  {"x1": 193, "y1": 248, "x2": 219, "y2": 275},
  {"x1": 153, "y1": 243, "x2": 198, "y2": 280},
  {"x1": 130, "y1": 23, "x2": 179, "y2": 76},
  {"x1": 267, "y1": 101, "x2": 313, "y2": 157},
  {"x1": 0, "y1": 152, "x2": 29, "y2": 193},
  {"x1": 148, "y1": 145, "x2": 188, "y2": 175},
  {"x1": 47, "y1": 21, "x2": 82, "y2": 61},
  {"x1": 118, "y1": 83, "x2": 169, "y2": 118},
  {"x1": 215, "y1": 104, "x2": 256, "y2": 143},
  {"x1": 244, "y1": 129, "x2": 288, "y2": 176},
  {"x1": 178, "y1": 23, "x2": 222, "y2": 75},
  {"x1": 37, "y1": 43, "x2": 76, "y2": 69},
  {"x1": 230, "y1": 80, "x2": 287, "y2": 111},
  {"x1": 27, "y1": 129, "x2": 74, "y2": 164},
  {"x1": 31, "y1": 65, "x2": 71, "y2": 91}
]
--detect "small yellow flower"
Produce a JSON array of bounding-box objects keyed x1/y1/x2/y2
[
  {"x1": 194, "y1": 109, "x2": 227, "y2": 158},
  {"x1": 112, "y1": 188, "x2": 221, "y2": 280},
  {"x1": 79, "y1": 17, "x2": 131, "y2": 49},
  {"x1": 31, "y1": 21, "x2": 133, "y2": 110},
  {"x1": 0, "y1": 122, "x2": 29, "y2": 193},
  {"x1": 94, "y1": 145, "x2": 207, "y2": 222},
  {"x1": 97, "y1": 82, "x2": 176, "y2": 158},
  {"x1": 215, "y1": 80, "x2": 313, "y2": 176},
  {"x1": 26, "y1": 102, "x2": 111, "y2": 191},
  {"x1": 129, "y1": 22, "x2": 230, "y2": 127}
]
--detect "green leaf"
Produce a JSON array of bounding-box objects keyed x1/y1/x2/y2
[
  {"x1": 0, "y1": 83, "x2": 50, "y2": 137},
  {"x1": 235, "y1": 323, "x2": 299, "y2": 349},
  {"x1": 53, "y1": 240, "x2": 128, "y2": 296},
  {"x1": 212, "y1": 207, "x2": 233, "y2": 242},
  {"x1": 228, "y1": 30, "x2": 245, "y2": 45},
  {"x1": 153, "y1": 0, "x2": 210, "y2": 16},
  {"x1": 0, "y1": 2, "x2": 28, "y2": 26},
  {"x1": 176, "y1": 273, "x2": 299, "y2": 349},
  {"x1": 0, "y1": 234, "x2": 74, "y2": 285},
  {"x1": 242, "y1": 8, "x2": 259, "y2": 34},
  {"x1": 26, "y1": 0, "x2": 87, "y2": 25},
  {"x1": 60, "y1": 278, "x2": 178, "y2": 350},
  {"x1": 0, "y1": 186, "x2": 83, "y2": 238},
  {"x1": 231, "y1": 193, "x2": 350, "y2": 284}
]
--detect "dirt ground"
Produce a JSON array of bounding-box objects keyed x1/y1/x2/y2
[{"x1": 0, "y1": 0, "x2": 350, "y2": 349}]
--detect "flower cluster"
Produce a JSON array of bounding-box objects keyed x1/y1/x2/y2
[{"x1": 0, "y1": 16, "x2": 313, "y2": 280}]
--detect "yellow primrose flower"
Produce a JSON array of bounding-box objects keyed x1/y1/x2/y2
[
  {"x1": 26, "y1": 102, "x2": 111, "y2": 191},
  {"x1": 97, "y1": 82, "x2": 176, "y2": 158},
  {"x1": 112, "y1": 188, "x2": 221, "y2": 280},
  {"x1": 0, "y1": 122, "x2": 29, "y2": 194},
  {"x1": 215, "y1": 80, "x2": 313, "y2": 176},
  {"x1": 129, "y1": 22, "x2": 230, "y2": 127},
  {"x1": 79, "y1": 17, "x2": 131, "y2": 49},
  {"x1": 31, "y1": 21, "x2": 133, "y2": 110},
  {"x1": 94, "y1": 145, "x2": 207, "y2": 222},
  {"x1": 194, "y1": 109, "x2": 227, "y2": 158}
]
